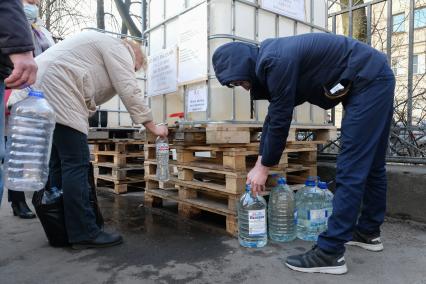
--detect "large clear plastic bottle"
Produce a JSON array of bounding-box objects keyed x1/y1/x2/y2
[
  {"x1": 318, "y1": 181, "x2": 334, "y2": 227},
  {"x1": 155, "y1": 136, "x2": 169, "y2": 182},
  {"x1": 295, "y1": 176, "x2": 326, "y2": 241},
  {"x1": 4, "y1": 90, "x2": 55, "y2": 191},
  {"x1": 237, "y1": 184, "x2": 267, "y2": 248},
  {"x1": 268, "y1": 176, "x2": 296, "y2": 242}
]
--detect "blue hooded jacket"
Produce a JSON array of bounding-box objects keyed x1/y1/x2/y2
[{"x1": 212, "y1": 33, "x2": 389, "y2": 166}]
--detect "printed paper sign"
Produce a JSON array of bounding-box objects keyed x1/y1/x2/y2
[
  {"x1": 147, "y1": 47, "x2": 178, "y2": 97},
  {"x1": 260, "y1": 0, "x2": 305, "y2": 21},
  {"x1": 187, "y1": 85, "x2": 208, "y2": 113},
  {"x1": 248, "y1": 209, "x2": 266, "y2": 236},
  {"x1": 177, "y1": 3, "x2": 208, "y2": 84}
]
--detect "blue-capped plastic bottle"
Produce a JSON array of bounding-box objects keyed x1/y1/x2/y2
[
  {"x1": 4, "y1": 90, "x2": 55, "y2": 191},
  {"x1": 318, "y1": 181, "x2": 334, "y2": 227},
  {"x1": 268, "y1": 176, "x2": 296, "y2": 242},
  {"x1": 295, "y1": 176, "x2": 326, "y2": 241},
  {"x1": 237, "y1": 184, "x2": 267, "y2": 248}
]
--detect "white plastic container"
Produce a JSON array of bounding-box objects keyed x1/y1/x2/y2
[{"x1": 5, "y1": 90, "x2": 55, "y2": 191}]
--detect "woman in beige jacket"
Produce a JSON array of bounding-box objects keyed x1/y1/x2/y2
[{"x1": 23, "y1": 30, "x2": 167, "y2": 249}]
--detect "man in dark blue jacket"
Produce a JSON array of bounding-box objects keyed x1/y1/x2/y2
[
  {"x1": 212, "y1": 33, "x2": 395, "y2": 275},
  {"x1": 0, "y1": 0, "x2": 38, "y2": 205}
]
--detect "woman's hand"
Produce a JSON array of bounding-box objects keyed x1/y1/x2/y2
[{"x1": 144, "y1": 121, "x2": 168, "y2": 137}]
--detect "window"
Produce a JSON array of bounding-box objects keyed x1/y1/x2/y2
[
  {"x1": 392, "y1": 57, "x2": 404, "y2": 76},
  {"x1": 393, "y1": 13, "x2": 405, "y2": 32},
  {"x1": 414, "y1": 7, "x2": 426, "y2": 29},
  {"x1": 413, "y1": 54, "x2": 425, "y2": 74}
]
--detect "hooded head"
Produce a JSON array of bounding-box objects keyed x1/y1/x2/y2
[{"x1": 212, "y1": 42, "x2": 270, "y2": 118}]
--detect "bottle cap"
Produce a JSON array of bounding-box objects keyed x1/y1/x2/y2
[
  {"x1": 245, "y1": 184, "x2": 251, "y2": 192},
  {"x1": 305, "y1": 176, "x2": 316, "y2": 186},
  {"x1": 278, "y1": 177, "x2": 287, "y2": 185},
  {"x1": 318, "y1": 181, "x2": 328, "y2": 189},
  {"x1": 28, "y1": 90, "x2": 44, "y2": 98}
]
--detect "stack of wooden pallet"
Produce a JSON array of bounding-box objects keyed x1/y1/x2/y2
[
  {"x1": 144, "y1": 124, "x2": 336, "y2": 236},
  {"x1": 91, "y1": 139, "x2": 146, "y2": 194}
]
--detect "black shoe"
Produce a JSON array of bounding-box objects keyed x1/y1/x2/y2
[
  {"x1": 285, "y1": 245, "x2": 348, "y2": 275},
  {"x1": 11, "y1": 201, "x2": 36, "y2": 219},
  {"x1": 72, "y1": 231, "x2": 123, "y2": 250},
  {"x1": 346, "y1": 230, "x2": 383, "y2": 252}
]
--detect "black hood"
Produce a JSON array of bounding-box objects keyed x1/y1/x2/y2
[{"x1": 212, "y1": 42, "x2": 270, "y2": 117}]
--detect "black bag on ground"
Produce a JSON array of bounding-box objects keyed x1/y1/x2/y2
[
  {"x1": 32, "y1": 186, "x2": 70, "y2": 247},
  {"x1": 32, "y1": 163, "x2": 104, "y2": 247}
]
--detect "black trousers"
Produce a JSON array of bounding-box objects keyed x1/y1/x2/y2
[
  {"x1": 8, "y1": 189, "x2": 26, "y2": 203},
  {"x1": 49, "y1": 124, "x2": 100, "y2": 243}
]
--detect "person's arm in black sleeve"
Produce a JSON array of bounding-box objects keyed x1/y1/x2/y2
[
  {"x1": 259, "y1": 114, "x2": 270, "y2": 155},
  {"x1": 0, "y1": 0, "x2": 37, "y2": 88},
  {"x1": 0, "y1": 0, "x2": 34, "y2": 55},
  {"x1": 260, "y1": 58, "x2": 298, "y2": 167}
]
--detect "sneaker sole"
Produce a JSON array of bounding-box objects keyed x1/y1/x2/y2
[
  {"x1": 72, "y1": 239, "x2": 123, "y2": 250},
  {"x1": 346, "y1": 241, "x2": 384, "y2": 252},
  {"x1": 285, "y1": 263, "x2": 348, "y2": 275}
]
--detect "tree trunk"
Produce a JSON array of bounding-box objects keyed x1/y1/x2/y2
[
  {"x1": 120, "y1": 0, "x2": 131, "y2": 35},
  {"x1": 44, "y1": 0, "x2": 52, "y2": 31},
  {"x1": 114, "y1": 0, "x2": 142, "y2": 37},
  {"x1": 97, "y1": 0, "x2": 105, "y2": 30},
  {"x1": 340, "y1": 0, "x2": 367, "y2": 42}
]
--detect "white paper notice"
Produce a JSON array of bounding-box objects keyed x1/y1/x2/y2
[
  {"x1": 187, "y1": 85, "x2": 207, "y2": 113},
  {"x1": 260, "y1": 0, "x2": 305, "y2": 21},
  {"x1": 147, "y1": 47, "x2": 178, "y2": 97},
  {"x1": 248, "y1": 209, "x2": 266, "y2": 236},
  {"x1": 177, "y1": 3, "x2": 208, "y2": 84}
]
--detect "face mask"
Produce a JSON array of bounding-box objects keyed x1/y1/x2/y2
[{"x1": 24, "y1": 4, "x2": 39, "y2": 22}]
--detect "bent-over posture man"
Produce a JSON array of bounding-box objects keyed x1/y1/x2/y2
[{"x1": 212, "y1": 33, "x2": 395, "y2": 274}]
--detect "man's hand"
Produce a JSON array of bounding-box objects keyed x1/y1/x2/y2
[
  {"x1": 247, "y1": 156, "x2": 270, "y2": 194},
  {"x1": 5, "y1": 52, "x2": 37, "y2": 88},
  {"x1": 144, "y1": 121, "x2": 168, "y2": 137}
]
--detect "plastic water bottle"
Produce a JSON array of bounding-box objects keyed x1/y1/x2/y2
[
  {"x1": 4, "y1": 90, "x2": 55, "y2": 191},
  {"x1": 295, "y1": 176, "x2": 326, "y2": 241},
  {"x1": 156, "y1": 136, "x2": 169, "y2": 181},
  {"x1": 237, "y1": 184, "x2": 267, "y2": 248},
  {"x1": 318, "y1": 181, "x2": 334, "y2": 226},
  {"x1": 268, "y1": 176, "x2": 296, "y2": 242}
]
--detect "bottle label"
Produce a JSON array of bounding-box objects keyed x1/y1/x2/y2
[
  {"x1": 156, "y1": 143, "x2": 169, "y2": 154},
  {"x1": 308, "y1": 209, "x2": 327, "y2": 224},
  {"x1": 248, "y1": 209, "x2": 266, "y2": 236}
]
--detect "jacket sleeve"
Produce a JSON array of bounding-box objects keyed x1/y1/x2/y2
[
  {"x1": 259, "y1": 114, "x2": 270, "y2": 155},
  {"x1": 102, "y1": 43, "x2": 153, "y2": 125},
  {"x1": 260, "y1": 58, "x2": 297, "y2": 167},
  {"x1": 0, "y1": 0, "x2": 34, "y2": 55}
]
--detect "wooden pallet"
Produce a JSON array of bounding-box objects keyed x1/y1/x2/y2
[
  {"x1": 95, "y1": 174, "x2": 145, "y2": 194},
  {"x1": 88, "y1": 127, "x2": 149, "y2": 140},
  {"x1": 93, "y1": 152, "x2": 144, "y2": 167},
  {"x1": 144, "y1": 185, "x2": 238, "y2": 236},
  {"x1": 92, "y1": 139, "x2": 145, "y2": 155},
  {"x1": 168, "y1": 123, "x2": 336, "y2": 144},
  {"x1": 287, "y1": 125, "x2": 337, "y2": 142},
  {"x1": 93, "y1": 163, "x2": 144, "y2": 181},
  {"x1": 144, "y1": 143, "x2": 287, "y2": 170}
]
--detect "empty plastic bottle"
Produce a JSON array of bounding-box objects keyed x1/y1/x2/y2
[
  {"x1": 295, "y1": 176, "x2": 327, "y2": 241},
  {"x1": 156, "y1": 136, "x2": 170, "y2": 181},
  {"x1": 237, "y1": 184, "x2": 267, "y2": 248},
  {"x1": 268, "y1": 176, "x2": 296, "y2": 242},
  {"x1": 5, "y1": 90, "x2": 55, "y2": 191},
  {"x1": 318, "y1": 181, "x2": 334, "y2": 227}
]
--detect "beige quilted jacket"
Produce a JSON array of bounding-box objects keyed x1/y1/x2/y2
[{"x1": 13, "y1": 31, "x2": 153, "y2": 135}]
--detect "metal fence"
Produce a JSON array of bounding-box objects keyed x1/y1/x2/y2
[{"x1": 323, "y1": 0, "x2": 426, "y2": 164}]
